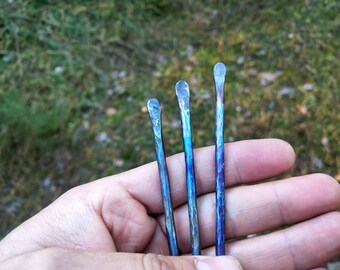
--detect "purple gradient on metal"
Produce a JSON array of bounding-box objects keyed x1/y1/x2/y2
[
  {"x1": 147, "y1": 98, "x2": 179, "y2": 256},
  {"x1": 176, "y1": 80, "x2": 201, "y2": 255},
  {"x1": 213, "y1": 62, "x2": 227, "y2": 256}
]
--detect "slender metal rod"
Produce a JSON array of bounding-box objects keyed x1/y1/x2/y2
[
  {"x1": 213, "y1": 62, "x2": 227, "y2": 256},
  {"x1": 147, "y1": 98, "x2": 179, "y2": 256},
  {"x1": 175, "y1": 80, "x2": 201, "y2": 255}
]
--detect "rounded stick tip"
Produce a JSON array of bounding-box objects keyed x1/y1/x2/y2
[
  {"x1": 147, "y1": 98, "x2": 161, "y2": 111},
  {"x1": 213, "y1": 62, "x2": 227, "y2": 77},
  {"x1": 175, "y1": 80, "x2": 190, "y2": 99}
]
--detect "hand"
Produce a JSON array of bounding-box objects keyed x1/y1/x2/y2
[{"x1": 0, "y1": 139, "x2": 339, "y2": 270}]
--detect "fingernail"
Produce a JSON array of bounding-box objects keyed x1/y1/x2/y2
[{"x1": 196, "y1": 256, "x2": 243, "y2": 270}]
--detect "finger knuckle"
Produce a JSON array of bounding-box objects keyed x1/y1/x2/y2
[{"x1": 142, "y1": 253, "x2": 176, "y2": 270}]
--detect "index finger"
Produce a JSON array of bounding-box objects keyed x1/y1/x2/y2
[{"x1": 113, "y1": 139, "x2": 295, "y2": 213}]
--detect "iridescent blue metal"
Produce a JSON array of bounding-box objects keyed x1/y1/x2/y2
[
  {"x1": 175, "y1": 80, "x2": 201, "y2": 255},
  {"x1": 147, "y1": 98, "x2": 179, "y2": 256},
  {"x1": 213, "y1": 62, "x2": 227, "y2": 256}
]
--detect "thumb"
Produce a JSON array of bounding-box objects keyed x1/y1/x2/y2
[{"x1": 1, "y1": 248, "x2": 243, "y2": 270}]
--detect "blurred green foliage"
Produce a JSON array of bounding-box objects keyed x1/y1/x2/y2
[{"x1": 0, "y1": 0, "x2": 339, "y2": 237}]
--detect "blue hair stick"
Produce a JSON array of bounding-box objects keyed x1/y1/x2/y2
[
  {"x1": 147, "y1": 98, "x2": 179, "y2": 256},
  {"x1": 213, "y1": 62, "x2": 227, "y2": 256},
  {"x1": 175, "y1": 80, "x2": 201, "y2": 255}
]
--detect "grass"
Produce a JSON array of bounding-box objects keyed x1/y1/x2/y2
[{"x1": 0, "y1": 0, "x2": 339, "y2": 239}]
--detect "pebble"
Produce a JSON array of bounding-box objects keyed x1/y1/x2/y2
[
  {"x1": 3, "y1": 54, "x2": 12, "y2": 62},
  {"x1": 113, "y1": 159, "x2": 124, "y2": 167},
  {"x1": 321, "y1": 137, "x2": 329, "y2": 146},
  {"x1": 259, "y1": 71, "x2": 282, "y2": 86},
  {"x1": 247, "y1": 68, "x2": 258, "y2": 76},
  {"x1": 111, "y1": 70, "x2": 127, "y2": 78},
  {"x1": 4, "y1": 197, "x2": 22, "y2": 214},
  {"x1": 227, "y1": 136, "x2": 235, "y2": 142},
  {"x1": 168, "y1": 119, "x2": 181, "y2": 129},
  {"x1": 311, "y1": 155, "x2": 323, "y2": 169},
  {"x1": 106, "y1": 107, "x2": 118, "y2": 116},
  {"x1": 53, "y1": 66, "x2": 63, "y2": 74},
  {"x1": 258, "y1": 49, "x2": 266, "y2": 56},
  {"x1": 236, "y1": 55, "x2": 245, "y2": 65},
  {"x1": 96, "y1": 131, "x2": 110, "y2": 142},
  {"x1": 303, "y1": 83, "x2": 314, "y2": 91},
  {"x1": 279, "y1": 86, "x2": 295, "y2": 95}
]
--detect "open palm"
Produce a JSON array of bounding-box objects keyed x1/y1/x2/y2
[{"x1": 1, "y1": 139, "x2": 339, "y2": 270}]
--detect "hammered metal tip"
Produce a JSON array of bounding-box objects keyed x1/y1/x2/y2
[
  {"x1": 147, "y1": 98, "x2": 161, "y2": 111},
  {"x1": 175, "y1": 80, "x2": 190, "y2": 98},
  {"x1": 213, "y1": 62, "x2": 227, "y2": 78}
]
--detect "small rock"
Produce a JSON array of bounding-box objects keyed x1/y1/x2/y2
[
  {"x1": 311, "y1": 155, "x2": 323, "y2": 169},
  {"x1": 113, "y1": 159, "x2": 124, "y2": 167},
  {"x1": 96, "y1": 131, "x2": 110, "y2": 142},
  {"x1": 152, "y1": 71, "x2": 161, "y2": 77},
  {"x1": 259, "y1": 71, "x2": 282, "y2": 86},
  {"x1": 3, "y1": 54, "x2": 12, "y2": 62},
  {"x1": 41, "y1": 176, "x2": 56, "y2": 193},
  {"x1": 303, "y1": 83, "x2": 314, "y2": 91},
  {"x1": 113, "y1": 82, "x2": 125, "y2": 94},
  {"x1": 4, "y1": 197, "x2": 22, "y2": 214},
  {"x1": 236, "y1": 55, "x2": 245, "y2": 65},
  {"x1": 83, "y1": 120, "x2": 90, "y2": 130},
  {"x1": 297, "y1": 104, "x2": 308, "y2": 114},
  {"x1": 56, "y1": 159, "x2": 65, "y2": 171},
  {"x1": 279, "y1": 86, "x2": 295, "y2": 96},
  {"x1": 196, "y1": 91, "x2": 211, "y2": 100},
  {"x1": 111, "y1": 70, "x2": 127, "y2": 78},
  {"x1": 268, "y1": 101, "x2": 276, "y2": 110},
  {"x1": 227, "y1": 136, "x2": 235, "y2": 142},
  {"x1": 106, "y1": 107, "x2": 118, "y2": 116},
  {"x1": 141, "y1": 106, "x2": 147, "y2": 113},
  {"x1": 157, "y1": 55, "x2": 168, "y2": 66},
  {"x1": 247, "y1": 68, "x2": 258, "y2": 76},
  {"x1": 321, "y1": 137, "x2": 329, "y2": 146},
  {"x1": 42, "y1": 176, "x2": 52, "y2": 189},
  {"x1": 258, "y1": 49, "x2": 266, "y2": 56},
  {"x1": 168, "y1": 119, "x2": 181, "y2": 129},
  {"x1": 201, "y1": 93, "x2": 211, "y2": 100},
  {"x1": 185, "y1": 44, "x2": 194, "y2": 57},
  {"x1": 53, "y1": 66, "x2": 63, "y2": 74},
  {"x1": 184, "y1": 65, "x2": 193, "y2": 72},
  {"x1": 106, "y1": 89, "x2": 114, "y2": 96}
]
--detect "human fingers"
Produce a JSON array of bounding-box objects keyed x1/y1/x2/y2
[
  {"x1": 0, "y1": 248, "x2": 243, "y2": 270},
  {"x1": 153, "y1": 174, "x2": 340, "y2": 252},
  {"x1": 113, "y1": 139, "x2": 295, "y2": 213},
  {"x1": 202, "y1": 212, "x2": 340, "y2": 270}
]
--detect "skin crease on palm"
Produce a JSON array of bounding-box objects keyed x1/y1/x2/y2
[{"x1": 0, "y1": 139, "x2": 339, "y2": 270}]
